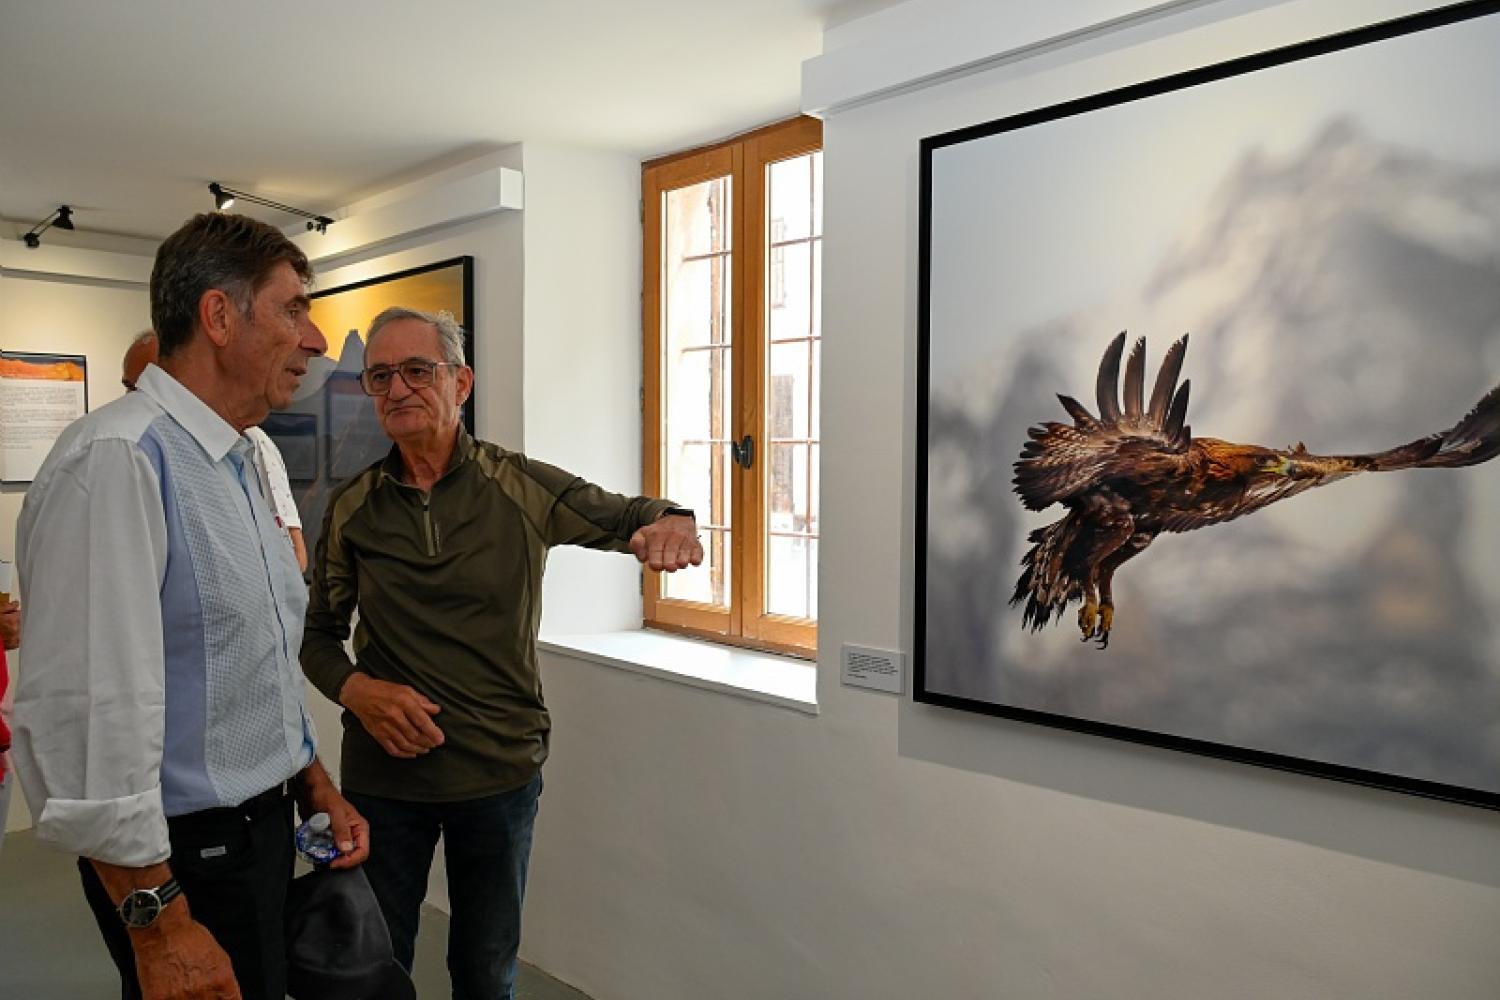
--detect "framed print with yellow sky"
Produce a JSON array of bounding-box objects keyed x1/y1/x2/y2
[{"x1": 264, "y1": 256, "x2": 474, "y2": 559}]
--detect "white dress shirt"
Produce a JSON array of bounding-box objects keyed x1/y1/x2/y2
[{"x1": 13, "y1": 364, "x2": 315, "y2": 867}]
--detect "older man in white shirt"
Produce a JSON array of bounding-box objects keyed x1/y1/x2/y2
[{"x1": 13, "y1": 212, "x2": 368, "y2": 1000}]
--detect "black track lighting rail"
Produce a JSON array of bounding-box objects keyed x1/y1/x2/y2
[
  {"x1": 208, "y1": 182, "x2": 334, "y2": 234},
  {"x1": 22, "y1": 205, "x2": 75, "y2": 248}
]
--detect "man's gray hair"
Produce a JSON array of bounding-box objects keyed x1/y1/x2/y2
[{"x1": 364, "y1": 307, "x2": 467, "y2": 367}]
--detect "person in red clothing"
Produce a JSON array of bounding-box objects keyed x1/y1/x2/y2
[{"x1": 0, "y1": 597, "x2": 19, "y2": 859}]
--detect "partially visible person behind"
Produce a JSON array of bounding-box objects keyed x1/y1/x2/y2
[
  {"x1": 245, "y1": 425, "x2": 307, "y2": 571},
  {"x1": 121, "y1": 329, "x2": 157, "y2": 391},
  {"x1": 302, "y1": 307, "x2": 702, "y2": 1000},
  {"x1": 0, "y1": 594, "x2": 18, "y2": 860},
  {"x1": 14, "y1": 212, "x2": 369, "y2": 1000},
  {"x1": 125, "y1": 330, "x2": 306, "y2": 571}
]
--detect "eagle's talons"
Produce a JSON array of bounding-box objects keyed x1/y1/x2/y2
[
  {"x1": 1092, "y1": 605, "x2": 1114, "y2": 650},
  {"x1": 1078, "y1": 603, "x2": 1098, "y2": 640}
]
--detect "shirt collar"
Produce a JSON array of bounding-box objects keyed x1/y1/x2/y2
[{"x1": 136, "y1": 363, "x2": 243, "y2": 462}]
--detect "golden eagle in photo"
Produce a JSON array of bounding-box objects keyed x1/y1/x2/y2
[{"x1": 1011, "y1": 333, "x2": 1500, "y2": 648}]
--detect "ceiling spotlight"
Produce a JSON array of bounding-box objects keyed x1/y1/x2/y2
[
  {"x1": 207, "y1": 181, "x2": 332, "y2": 234},
  {"x1": 20, "y1": 205, "x2": 75, "y2": 249}
]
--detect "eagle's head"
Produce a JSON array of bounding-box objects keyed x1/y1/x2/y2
[
  {"x1": 1256, "y1": 453, "x2": 1300, "y2": 477},
  {"x1": 1254, "y1": 442, "x2": 1321, "y2": 479}
]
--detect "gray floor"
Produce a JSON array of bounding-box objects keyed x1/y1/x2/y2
[{"x1": 0, "y1": 828, "x2": 591, "y2": 1000}]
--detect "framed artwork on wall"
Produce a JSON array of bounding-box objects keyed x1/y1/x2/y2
[
  {"x1": 0, "y1": 351, "x2": 89, "y2": 483},
  {"x1": 915, "y1": 2, "x2": 1500, "y2": 807},
  {"x1": 264, "y1": 256, "x2": 474, "y2": 559}
]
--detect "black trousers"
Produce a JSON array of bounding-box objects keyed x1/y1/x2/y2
[{"x1": 79, "y1": 784, "x2": 295, "y2": 1000}]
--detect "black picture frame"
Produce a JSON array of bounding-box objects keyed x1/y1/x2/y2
[
  {"x1": 915, "y1": 1, "x2": 1500, "y2": 809},
  {"x1": 266, "y1": 256, "x2": 475, "y2": 560}
]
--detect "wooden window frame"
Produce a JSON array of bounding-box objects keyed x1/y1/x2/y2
[{"x1": 643, "y1": 116, "x2": 823, "y2": 658}]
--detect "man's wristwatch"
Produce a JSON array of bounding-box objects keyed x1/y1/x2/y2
[
  {"x1": 118, "y1": 878, "x2": 183, "y2": 929},
  {"x1": 660, "y1": 506, "x2": 695, "y2": 520}
]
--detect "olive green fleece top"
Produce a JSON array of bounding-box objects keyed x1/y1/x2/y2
[{"x1": 302, "y1": 426, "x2": 674, "y2": 801}]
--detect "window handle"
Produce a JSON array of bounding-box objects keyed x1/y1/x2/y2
[{"x1": 731, "y1": 434, "x2": 755, "y2": 470}]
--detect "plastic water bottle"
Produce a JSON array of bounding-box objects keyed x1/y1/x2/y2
[{"x1": 294, "y1": 811, "x2": 340, "y2": 865}]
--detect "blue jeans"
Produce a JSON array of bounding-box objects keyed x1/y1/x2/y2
[{"x1": 347, "y1": 773, "x2": 542, "y2": 1000}]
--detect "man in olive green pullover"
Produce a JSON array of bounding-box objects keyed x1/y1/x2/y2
[{"x1": 302, "y1": 306, "x2": 700, "y2": 1000}]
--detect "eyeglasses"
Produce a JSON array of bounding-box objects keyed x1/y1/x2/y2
[{"x1": 359, "y1": 360, "x2": 458, "y2": 396}]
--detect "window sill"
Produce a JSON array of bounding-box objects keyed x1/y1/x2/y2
[{"x1": 538, "y1": 630, "x2": 819, "y2": 715}]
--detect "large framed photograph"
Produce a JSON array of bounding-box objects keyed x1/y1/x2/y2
[
  {"x1": 916, "y1": 2, "x2": 1500, "y2": 807},
  {"x1": 266, "y1": 256, "x2": 474, "y2": 559}
]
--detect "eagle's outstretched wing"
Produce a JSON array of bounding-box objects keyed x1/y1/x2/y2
[
  {"x1": 1013, "y1": 332, "x2": 1192, "y2": 511},
  {"x1": 1152, "y1": 381, "x2": 1500, "y2": 534},
  {"x1": 1360, "y1": 382, "x2": 1500, "y2": 471}
]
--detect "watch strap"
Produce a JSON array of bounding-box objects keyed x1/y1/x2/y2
[
  {"x1": 660, "y1": 506, "x2": 695, "y2": 520},
  {"x1": 156, "y1": 877, "x2": 183, "y2": 909}
]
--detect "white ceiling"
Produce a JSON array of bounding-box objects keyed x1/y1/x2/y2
[{"x1": 0, "y1": 0, "x2": 897, "y2": 241}]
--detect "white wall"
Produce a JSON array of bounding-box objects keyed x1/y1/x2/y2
[
  {"x1": 519, "y1": 143, "x2": 646, "y2": 636},
  {"x1": 306, "y1": 146, "x2": 527, "y2": 452},
  {"x1": 1, "y1": 267, "x2": 152, "y2": 832},
  {"x1": 519, "y1": 2, "x2": 1500, "y2": 998}
]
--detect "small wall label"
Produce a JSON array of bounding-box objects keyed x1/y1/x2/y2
[{"x1": 841, "y1": 644, "x2": 904, "y2": 694}]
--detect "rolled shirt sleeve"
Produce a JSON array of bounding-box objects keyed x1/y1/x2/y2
[{"x1": 13, "y1": 438, "x2": 172, "y2": 866}]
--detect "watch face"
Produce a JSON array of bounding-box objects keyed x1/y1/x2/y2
[{"x1": 120, "y1": 889, "x2": 162, "y2": 928}]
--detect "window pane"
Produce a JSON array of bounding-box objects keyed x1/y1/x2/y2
[
  {"x1": 810, "y1": 341, "x2": 821, "y2": 441},
  {"x1": 811, "y1": 239, "x2": 821, "y2": 339},
  {"x1": 768, "y1": 341, "x2": 811, "y2": 442},
  {"x1": 769, "y1": 241, "x2": 812, "y2": 343},
  {"x1": 809, "y1": 443, "x2": 819, "y2": 535},
  {"x1": 807, "y1": 538, "x2": 818, "y2": 619},
  {"x1": 768, "y1": 156, "x2": 812, "y2": 242},
  {"x1": 766, "y1": 442, "x2": 814, "y2": 619},
  {"x1": 663, "y1": 176, "x2": 732, "y2": 609},
  {"x1": 667, "y1": 257, "x2": 728, "y2": 350},
  {"x1": 767, "y1": 533, "x2": 811, "y2": 619},
  {"x1": 667, "y1": 176, "x2": 729, "y2": 260},
  {"x1": 667, "y1": 523, "x2": 731, "y2": 605},
  {"x1": 767, "y1": 443, "x2": 810, "y2": 524},
  {"x1": 811, "y1": 152, "x2": 823, "y2": 239}
]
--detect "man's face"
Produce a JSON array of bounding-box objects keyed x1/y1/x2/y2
[
  {"x1": 228, "y1": 262, "x2": 327, "y2": 411},
  {"x1": 366, "y1": 318, "x2": 473, "y2": 446}
]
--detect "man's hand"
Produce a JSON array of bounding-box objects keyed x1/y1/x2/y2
[
  {"x1": 629, "y1": 514, "x2": 703, "y2": 572},
  {"x1": 132, "y1": 902, "x2": 242, "y2": 1000},
  {"x1": 90, "y1": 859, "x2": 239, "y2": 1000},
  {"x1": 296, "y1": 760, "x2": 371, "y2": 869},
  {"x1": 339, "y1": 672, "x2": 444, "y2": 759},
  {"x1": 1, "y1": 600, "x2": 19, "y2": 651}
]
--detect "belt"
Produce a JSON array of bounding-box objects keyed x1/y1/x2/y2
[
  {"x1": 168, "y1": 781, "x2": 290, "y2": 832},
  {"x1": 236, "y1": 781, "x2": 292, "y2": 821}
]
